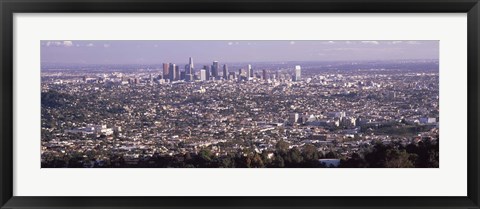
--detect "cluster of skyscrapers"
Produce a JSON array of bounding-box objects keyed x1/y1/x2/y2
[
  {"x1": 161, "y1": 57, "x2": 301, "y2": 82},
  {"x1": 162, "y1": 57, "x2": 197, "y2": 82}
]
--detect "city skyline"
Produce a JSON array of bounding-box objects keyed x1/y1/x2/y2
[
  {"x1": 41, "y1": 40, "x2": 439, "y2": 65},
  {"x1": 40, "y1": 40, "x2": 439, "y2": 168}
]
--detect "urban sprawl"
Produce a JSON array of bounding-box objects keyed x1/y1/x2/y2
[{"x1": 41, "y1": 58, "x2": 439, "y2": 168}]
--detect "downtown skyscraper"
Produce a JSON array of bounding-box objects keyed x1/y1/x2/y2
[
  {"x1": 247, "y1": 64, "x2": 252, "y2": 79},
  {"x1": 163, "y1": 63, "x2": 169, "y2": 78},
  {"x1": 223, "y1": 64, "x2": 229, "y2": 80},
  {"x1": 204, "y1": 65, "x2": 211, "y2": 81},
  {"x1": 187, "y1": 57, "x2": 194, "y2": 75},
  {"x1": 200, "y1": 69, "x2": 207, "y2": 81},
  {"x1": 212, "y1": 61, "x2": 219, "y2": 79},
  {"x1": 169, "y1": 63, "x2": 177, "y2": 81},
  {"x1": 294, "y1": 65, "x2": 301, "y2": 81}
]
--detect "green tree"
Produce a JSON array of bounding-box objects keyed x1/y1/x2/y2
[
  {"x1": 275, "y1": 140, "x2": 290, "y2": 153},
  {"x1": 287, "y1": 147, "x2": 303, "y2": 167},
  {"x1": 385, "y1": 150, "x2": 414, "y2": 168},
  {"x1": 251, "y1": 153, "x2": 265, "y2": 168},
  {"x1": 325, "y1": 151, "x2": 337, "y2": 159},
  {"x1": 273, "y1": 155, "x2": 285, "y2": 168},
  {"x1": 303, "y1": 144, "x2": 319, "y2": 161},
  {"x1": 340, "y1": 153, "x2": 367, "y2": 168}
]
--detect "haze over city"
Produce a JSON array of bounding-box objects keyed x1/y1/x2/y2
[{"x1": 41, "y1": 40, "x2": 439, "y2": 65}]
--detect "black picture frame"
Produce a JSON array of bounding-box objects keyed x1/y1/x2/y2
[{"x1": 1, "y1": 0, "x2": 479, "y2": 208}]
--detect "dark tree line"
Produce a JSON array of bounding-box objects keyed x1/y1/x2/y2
[
  {"x1": 340, "y1": 138, "x2": 439, "y2": 168},
  {"x1": 42, "y1": 138, "x2": 438, "y2": 168}
]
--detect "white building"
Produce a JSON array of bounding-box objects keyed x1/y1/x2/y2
[
  {"x1": 289, "y1": 113, "x2": 300, "y2": 124},
  {"x1": 65, "y1": 124, "x2": 113, "y2": 136},
  {"x1": 294, "y1": 65, "x2": 301, "y2": 81},
  {"x1": 420, "y1": 117, "x2": 437, "y2": 124},
  {"x1": 200, "y1": 69, "x2": 207, "y2": 81}
]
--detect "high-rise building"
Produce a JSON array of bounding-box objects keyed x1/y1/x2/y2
[
  {"x1": 168, "y1": 63, "x2": 176, "y2": 81},
  {"x1": 186, "y1": 57, "x2": 194, "y2": 75},
  {"x1": 238, "y1": 68, "x2": 247, "y2": 80},
  {"x1": 294, "y1": 65, "x2": 301, "y2": 81},
  {"x1": 189, "y1": 57, "x2": 194, "y2": 72},
  {"x1": 228, "y1": 72, "x2": 236, "y2": 80},
  {"x1": 223, "y1": 64, "x2": 229, "y2": 80},
  {"x1": 204, "y1": 65, "x2": 211, "y2": 80},
  {"x1": 247, "y1": 64, "x2": 252, "y2": 78},
  {"x1": 200, "y1": 69, "x2": 207, "y2": 81},
  {"x1": 212, "y1": 61, "x2": 219, "y2": 79},
  {"x1": 185, "y1": 64, "x2": 190, "y2": 76},
  {"x1": 175, "y1": 66, "x2": 180, "y2": 81},
  {"x1": 262, "y1": 69, "x2": 267, "y2": 80},
  {"x1": 163, "y1": 63, "x2": 169, "y2": 78},
  {"x1": 180, "y1": 71, "x2": 186, "y2": 81}
]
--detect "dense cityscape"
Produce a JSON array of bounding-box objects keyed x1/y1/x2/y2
[{"x1": 41, "y1": 57, "x2": 439, "y2": 168}]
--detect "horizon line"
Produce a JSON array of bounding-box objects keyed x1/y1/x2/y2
[{"x1": 41, "y1": 58, "x2": 440, "y2": 67}]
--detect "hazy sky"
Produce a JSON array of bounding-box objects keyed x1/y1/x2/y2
[{"x1": 41, "y1": 40, "x2": 439, "y2": 65}]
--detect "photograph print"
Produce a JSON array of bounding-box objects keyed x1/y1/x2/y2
[{"x1": 41, "y1": 40, "x2": 439, "y2": 168}]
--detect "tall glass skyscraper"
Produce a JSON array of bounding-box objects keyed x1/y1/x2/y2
[
  {"x1": 223, "y1": 64, "x2": 229, "y2": 80},
  {"x1": 212, "y1": 61, "x2": 219, "y2": 79},
  {"x1": 188, "y1": 57, "x2": 194, "y2": 75}
]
